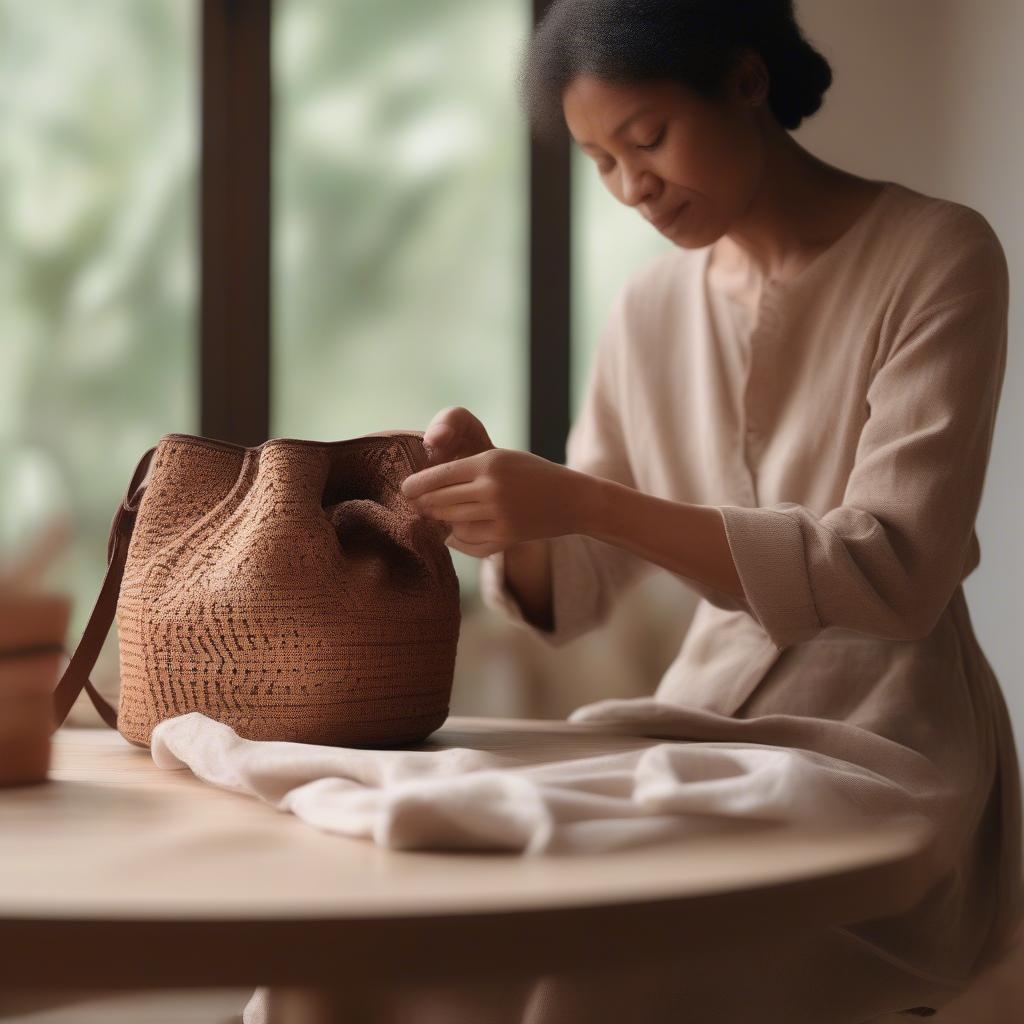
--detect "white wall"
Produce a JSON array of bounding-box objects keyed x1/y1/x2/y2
[{"x1": 794, "y1": 0, "x2": 1023, "y2": 751}]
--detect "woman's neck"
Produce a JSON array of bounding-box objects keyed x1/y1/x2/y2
[{"x1": 726, "y1": 116, "x2": 884, "y2": 283}]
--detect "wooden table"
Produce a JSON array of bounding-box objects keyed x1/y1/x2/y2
[{"x1": 0, "y1": 721, "x2": 939, "y2": 1022}]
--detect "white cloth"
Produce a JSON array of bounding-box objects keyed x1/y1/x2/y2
[
  {"x1": 150, "y1": 702, "x2": 940, "y2": 856},
  {"x1": 151, "y1": 699, "x2": 972, "y2": 1023}
]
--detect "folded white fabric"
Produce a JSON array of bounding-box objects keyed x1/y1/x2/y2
[
  {"x1": 149, "y1": 696, "x2": 947, "y2": 856},
  {"x1": 149, "y1": 697, "x2": 968, "y2": 1024}
]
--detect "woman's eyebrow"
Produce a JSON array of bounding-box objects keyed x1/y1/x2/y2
[{"x1": 576, "y1": 107, "x2": 656, "y2": 150}]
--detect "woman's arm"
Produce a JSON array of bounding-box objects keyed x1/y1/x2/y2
[
  {"x1": 501, "y1": 538, "x2": 555, "y2": 632},
  {"x1": 578, "y1": 476, "x2": 745, "y2": 607},
  {"x1": 492, "y1": 462, "x2": 746, "y2": 636},
  {"x1": 419, "y1": 447, "x2": 744, "y2": 633}
]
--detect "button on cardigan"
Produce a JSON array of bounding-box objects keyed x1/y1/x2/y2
[{"x1": 480, "y1": 180, "x2": 1022, "y2": 1001}]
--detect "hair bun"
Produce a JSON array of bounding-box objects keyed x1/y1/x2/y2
[{"x1": 757, "y1": 25, "x2": 833, "y2": 130}]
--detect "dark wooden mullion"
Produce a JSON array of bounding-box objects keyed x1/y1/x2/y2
[
  {"x1": 530, "y1": 1, "x2": 572, "y2": 465},
  {"x1": 200, "y1": 0, "x2": 272, "y2": 447}
]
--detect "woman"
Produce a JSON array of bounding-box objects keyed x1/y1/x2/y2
[{"x1": 401, "y1": 1, "x2": 1021, "y2": 1020}]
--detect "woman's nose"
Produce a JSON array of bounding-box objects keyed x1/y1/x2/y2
[{"x1": 619, "y1": 163, "x2": 658, "y2": 208}]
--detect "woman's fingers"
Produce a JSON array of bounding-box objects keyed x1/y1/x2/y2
[
  {"x1": 422, "y1": 406, "x2": 494, "y2": 463},
  {"x1": 424, "y1": 422, "x2": 454, "y2": 443},
  {"x1": 444, "y1": 527, "x2": 502, "y2": 558},
  {"x1": 423, "y1": 503, "x2": 490, "y2": 523},
  {"x1": 412, "y1": 481, "x2": 481, "y2": 508},
  {"x1": 404, "y1": 469, "x2": 496, "y2": 527},
  {"x1": 423, "y1": 421, "x2": 455, "y2": 460},
  {"x1": 445, "y1": 538, "x2": 501, "y2": 557},
  {"x1": 449, "y1": 520, "x2": 499, "y2": 545},
  {"x1": 401, "y1": 451, "x2": 486, "y2": 500}
]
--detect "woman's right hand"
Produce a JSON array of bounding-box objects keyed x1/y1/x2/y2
[
  {"x1": 422, "y1": 406, "x2": 495, "y2": 465},
  {"x1": 414, "y1": 406, "x2": 554, "y2": 627}
]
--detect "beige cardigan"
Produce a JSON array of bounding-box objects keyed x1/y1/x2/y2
[{"x1": 480, "y1": 180, "x2": 1022, "y2": 997}]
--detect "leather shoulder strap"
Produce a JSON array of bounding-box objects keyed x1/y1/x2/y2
[{"x1": 52, "y1": 446, "x2": 157, "y2": 732}]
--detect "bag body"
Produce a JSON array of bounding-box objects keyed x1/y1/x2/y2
[{"x1": 53, "y1": 430, "x2": 461, "y2": 748}]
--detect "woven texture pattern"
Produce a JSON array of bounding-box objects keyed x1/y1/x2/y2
[{"x1": 115, "y1": 432, "x2": 460, "y2": 748}]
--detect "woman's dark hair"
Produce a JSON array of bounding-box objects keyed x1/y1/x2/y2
[{"x1": 517, "y1": 0, "x2": 833, "y2": 141}]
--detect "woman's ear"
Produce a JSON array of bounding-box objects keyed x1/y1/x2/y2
[{"x1": 732, "y1": 49, "x2": 770, "y2": 109}]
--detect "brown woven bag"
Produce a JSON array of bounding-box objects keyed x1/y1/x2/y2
[{"x1": 51, "y1": 430, "x2": 461, "y2": 748}]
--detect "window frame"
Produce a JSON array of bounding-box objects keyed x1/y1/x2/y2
[{"x1": 201, "y1": 0, "x2": 570, "y2": 462}]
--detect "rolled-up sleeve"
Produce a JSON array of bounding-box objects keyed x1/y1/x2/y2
[
  {"x1": 478, "y1": 285, "x2": 657, "y2": 646},
  {"x1": 719, "y1": 231, "x2": 1009, "y2": 649}
]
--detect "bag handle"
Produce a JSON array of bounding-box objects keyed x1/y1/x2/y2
[{"x1": 51, "y1": 446, "x2": 157, "y2": 732}]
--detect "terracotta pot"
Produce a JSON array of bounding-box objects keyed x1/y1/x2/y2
[{"x1": 0, "y1": 590, "x2": 71, "y2": 786}]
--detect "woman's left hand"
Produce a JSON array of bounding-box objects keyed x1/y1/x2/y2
[{"x1": 400, "y1": 448, "x2": 590, "y2": 557}]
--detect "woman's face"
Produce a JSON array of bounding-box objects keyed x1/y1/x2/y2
[{"x1": 561, "y1": 66, "x2": 768, "y2": 247}]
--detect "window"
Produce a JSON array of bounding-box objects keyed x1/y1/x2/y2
[
  {"x1": 0, "y1": 1, "x2": 197, "y2": 690},
  {"x1": 273, "y1": 0, "x2": 528, "y2": 594},
  {"x1": 2, "y1": 1, "x2": 615, "y2": 713}
]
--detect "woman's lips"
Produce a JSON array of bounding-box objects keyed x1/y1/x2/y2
[{"x1": 651, "y1": 203, "x2": 688, "y2": 230}]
